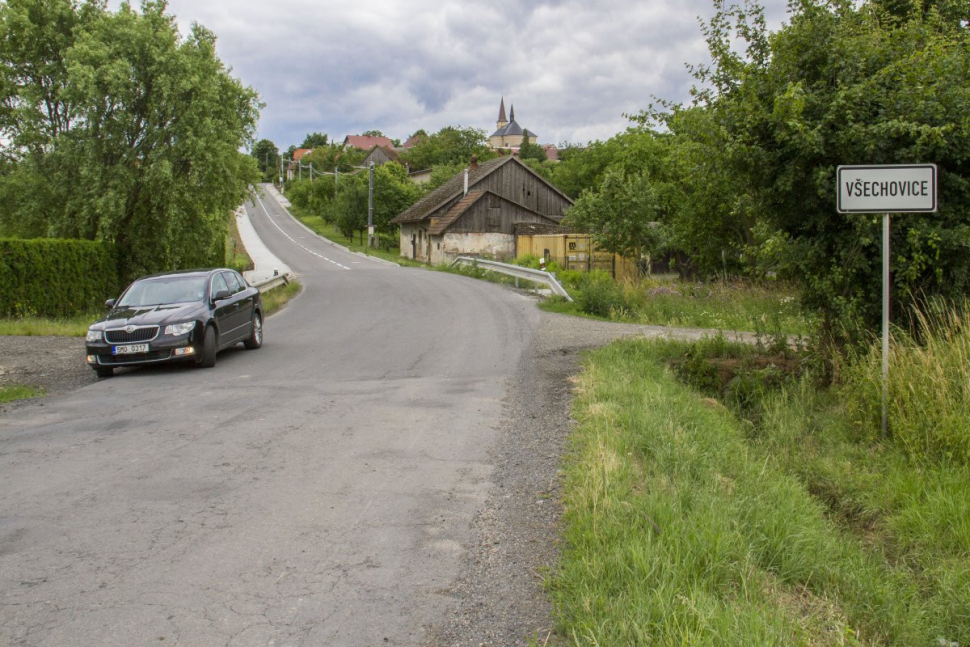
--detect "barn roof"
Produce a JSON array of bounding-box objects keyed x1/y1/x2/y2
[
  {"x1": 392, "y1": 155, "x2": 572, "y2": 228},
  {"x1": 392, "y1": 155, "x2": 511, "y2": 225},
  {"x1": 426, "y1": 189, "x2": 560, "y2": 236}
]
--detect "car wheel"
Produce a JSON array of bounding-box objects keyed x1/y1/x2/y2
[
  {"x1": 198, "y1": 325, "x2": 217, "y2": 368},
  {"x1": 94, "y1": 366, "x2": 114, "y2": 378},
  {"x1": 244, "y1": 312, "x2": 263, "y2": 350}
]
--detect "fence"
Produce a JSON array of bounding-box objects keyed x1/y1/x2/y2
[{"x1": 516, "y1": 234, "x2": 640, "y2": 281}]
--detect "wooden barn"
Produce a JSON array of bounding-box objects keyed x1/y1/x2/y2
[
  {"x1": 391, "y1": 155, "x2": 572, "y2": 264},
  {"x1": 361, "y1": 145, "x2": 400, "y2": 167}
]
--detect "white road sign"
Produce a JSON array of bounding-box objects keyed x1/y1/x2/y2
[{"x1": 837, "y1": 164, "x2": 937, "y2": 213}]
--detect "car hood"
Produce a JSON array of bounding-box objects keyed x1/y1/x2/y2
[{"x1": 101, "y1": 303, "x2": 203, "y2": 327}]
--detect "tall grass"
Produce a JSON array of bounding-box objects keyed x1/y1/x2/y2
[
  {"x1": 540, "y1": 271, "x2": 808, "y2": 335},
  {"x1": 842, "y1": 301, "x2": 970, "y2": 463},
  {"x1": 553, "y1": 338, "x2": 970, "y2": 645}
]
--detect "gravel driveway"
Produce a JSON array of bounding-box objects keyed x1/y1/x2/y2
[
  {"x1": 0, "y1": 335, "x2": 94, "y2": 404},
  {"x1": 0, "y1": 309, "x2": 739, "y2": 644}
]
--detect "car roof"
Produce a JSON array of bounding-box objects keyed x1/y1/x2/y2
[{"x1": 135, "y1": 268, "x2": 233, "y2": 282}]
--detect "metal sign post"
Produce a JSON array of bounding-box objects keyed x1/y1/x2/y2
[{"x1": 837, "y1": 164, "x2": 937, "y2": 436}]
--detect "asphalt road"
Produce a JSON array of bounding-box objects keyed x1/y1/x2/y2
[{"x1": 0, "y1": 186, "x2": 542, "y2": 646}]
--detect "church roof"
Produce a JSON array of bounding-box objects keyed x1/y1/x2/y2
[{"x1": 490, "y1": 120, "x2": 536, "y2": 139}]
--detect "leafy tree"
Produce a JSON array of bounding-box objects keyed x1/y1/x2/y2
[
  {"x1": 303, "y1": 143, "x2": 365, "y2": 173},
  {"x1": 0, "y1": 0, "x2": 260, "y2": 279},
  {"x1": 251, "y1": 138, "x2": 279, "y2": 180},
  {"x1": 518, "y1": 134, "x2": 547, "y2": 163},
  {"x1": 646, "y1": 0, "x2": 970, "y2": 342},
  {"x1": 371, "y1": 162, "x2": 421, "y2": 234},
  {"x1": 361, "y1": 129, "x2": 384, "y2": 138},
  {"x1": 400, "y1": 125, "x2": 495, "y2": 170},
  {"x1": 563, "y1": 167, "x2": 674, "y2": 262},
  {"x1": 333, "y1": 174, "x2": 368, "y2": 240},
  {"x1": 300, "y1": 131, "x2": 328, "y2": 148}
]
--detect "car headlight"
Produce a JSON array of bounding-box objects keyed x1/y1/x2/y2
[
  {"x1": 86, "y1": 328, "x2": 102, "y2": 342},
  {"x1": 164, "y1": 322, "x2": 195, "y2": 336}
]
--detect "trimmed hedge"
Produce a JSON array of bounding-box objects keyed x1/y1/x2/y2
[{"x1": 1, "y1": 238, "x2": 121, "y2": 317}]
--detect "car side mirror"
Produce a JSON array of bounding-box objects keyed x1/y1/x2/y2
[
  {"x1": 212, "y1": 289, "x2": 231, "y2": 303},
  {"x1": 105, "y1": 298, "x2": 116, "y2": 309}
]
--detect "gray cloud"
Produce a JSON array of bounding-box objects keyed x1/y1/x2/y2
[{"x1": 131, "y1": 0, "x2": 790, "y2": 148}]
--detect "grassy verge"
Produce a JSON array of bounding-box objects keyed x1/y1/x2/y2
[
  {"x1": 261, "y1": 279, "x2": 301, "y2": 315},
  {"x1": 0, "y1": 315, "x2": 95, "y2": 337},
  {"x1": 286, "y1": 204, "x2": 423, "y2": 267},
  {"x1": 0, "y1": 384, "x2": 45, "y2": 403},
  {"x1": 553, "y1": 335, "x2": 969, "y2": 645},
  {"x1": 435, "y1": 259, "x2": 539, "y2": 290},
  {"x1": 538, "y1": 271, "x2": 807, "y2": 335}
]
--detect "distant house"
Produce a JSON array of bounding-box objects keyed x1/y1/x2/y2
[
  {"x1": 391, "y1": 155, "x2": 572, "y2": 264},
  {"x1": 402, "y1": 132, "x2": 427, "y2": 149},
  {"x1": 489, "y1": 98, "x2": 538, "y2": 151},
  {"x1": 286, "y1": 148, "x2": 313, "y2": 180},
  {"x1": 361, "y1": 145, "x2": 400, "y2": 167},
  {"x1": 342, "y1": 135, "x2": 395, "y2": 151},
  {"x1": 407, "y1": 167, "x2": 433, "y2": 184}
]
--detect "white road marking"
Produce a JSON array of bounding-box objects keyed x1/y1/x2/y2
[{"x1": 254, "y1": 193, "x2": 351, "y2": 270}]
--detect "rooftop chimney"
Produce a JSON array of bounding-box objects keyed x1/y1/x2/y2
[
  {"x1": 470, "y1": 155, "x2": 478, "y2": 170},
  {"x1": 464, "y1": 168, "x2": 469, "y2": 196}
]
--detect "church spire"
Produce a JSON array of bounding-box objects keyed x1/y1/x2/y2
[
  {"x1": 509, "y1": 104, "x2": 515, "y2": 122},
  {"x1": 497, "y1": 97, "x2": 508, "y2": 129}
]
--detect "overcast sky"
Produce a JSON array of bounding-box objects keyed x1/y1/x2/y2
[{"x1": 142, "y1": 0, "x2": 790, "y2": 150}]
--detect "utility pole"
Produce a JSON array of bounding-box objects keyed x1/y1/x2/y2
[{"x1": 367, "y1": 161, "x2": 375, "y2": 248}]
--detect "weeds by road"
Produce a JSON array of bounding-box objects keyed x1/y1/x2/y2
[
  {"x1": 538, "y1": 270, "x2": 807, "y2": 336},
  {"x1": 261, "y1": 279, "x2": 301, "y2": 315},
  {"x1": 0, "y1": 315, "x2": 93, "y2": 337},
  {"x1": 0, "y1": 384, "x2": 45, "y2": 404},
  {"x1": 553, "y1": 333, "x2": 969, "y2": 645}
]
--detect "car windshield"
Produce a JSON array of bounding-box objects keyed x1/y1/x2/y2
[{"x1": 117, "y1": 276, "x2": 207, "y2": 307}]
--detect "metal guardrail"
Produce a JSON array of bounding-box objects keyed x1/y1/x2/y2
[
  {"x1": 251, "y1": 273, "x2": 291, "y2": 293},
  {"x1": 450, "y1": 257, "x2": 573, "y2": 301}
]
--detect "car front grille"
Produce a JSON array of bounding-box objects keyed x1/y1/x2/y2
[
  {"x1": 99, "y1": 350, "x2": 173, "y2": 365},
  {"x1": 104, "y1": 326, "x2": 159, "y2": 343}
]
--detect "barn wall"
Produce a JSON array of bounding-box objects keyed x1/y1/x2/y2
[
  {"x1": 430, "y1": 233, "x2": 515, "y2": 265},
  {"x1": 472, "y1": 163, "x2": 571, "y2": 217},
  {"x1": 448, "y1": 198, "x2": 554, "y2": 235}
]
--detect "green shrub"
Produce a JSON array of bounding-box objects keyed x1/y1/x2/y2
[
  {"x1": 576, "y1": 270, "x2": 630, "y2": 318},
  {"x1": 0, "y1": 238, "x2": 121, "y2": 317}
]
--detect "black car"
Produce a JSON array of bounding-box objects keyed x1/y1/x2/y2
[{"x1": 85, "y1": 268, "x2": 263, "y2": 377}]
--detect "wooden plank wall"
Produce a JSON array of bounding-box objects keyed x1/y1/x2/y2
[
  {"x1": 449, "y1": 199, "x2": 552, "y2": 234},
  {"x1": 475, "y1": 163, "x2": 571, "y2": 218}
]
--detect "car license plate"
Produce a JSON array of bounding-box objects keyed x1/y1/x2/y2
[{"x1": 112, "y1": 343, "x2": 149, "y2": 355}]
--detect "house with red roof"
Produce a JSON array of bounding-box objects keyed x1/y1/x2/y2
[{"x1": 342, "y1": 135, "x2": 395, "y2": 151}]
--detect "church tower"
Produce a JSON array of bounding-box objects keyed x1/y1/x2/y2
[
  {"x1": 496, "y1": 97, "x2": 508, "y2": 130},
  {"x1": 489, "y1": 96, "x2": 537, "y2": 150}
]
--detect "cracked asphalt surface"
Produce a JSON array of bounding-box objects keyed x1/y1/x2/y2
[{"x1": 0, "y1": 186, "x2": 730, "y2": 646}]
